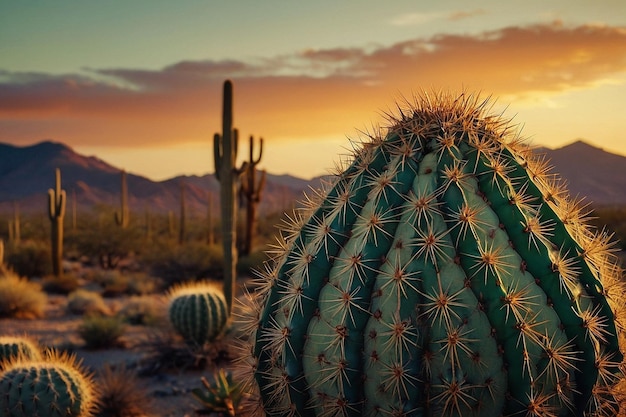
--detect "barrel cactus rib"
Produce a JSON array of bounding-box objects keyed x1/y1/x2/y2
[{"x1": 239, "y1": 91, "x2": 626, "y2": 417}]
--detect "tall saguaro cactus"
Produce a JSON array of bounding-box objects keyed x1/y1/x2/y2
[
  {"x1": 8, "y1": 201, "x2": 20, "y2": 244},
  {"x1": 114, "y1": 169, "x2": 129, "y2": 228},
  {"x1": 213, "y1": 80, "x2": 246, "y2": 315},
  {"x1": 48, "y1": 168, "x2": 66, "y2": 278},
  {"x1": 240, "y1": 136, "x2": 266, "y2": 256}
]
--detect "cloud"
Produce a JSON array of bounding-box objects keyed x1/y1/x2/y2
[{"x1": 1, "y1": 22, "x2": 625, "y2": 148}]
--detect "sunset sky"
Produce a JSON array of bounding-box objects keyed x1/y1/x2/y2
[{"x1": 1, "y1": 1, "x2": 625, "y2": 180}]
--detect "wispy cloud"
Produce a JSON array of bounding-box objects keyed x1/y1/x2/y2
[
  {"x1": 1, "y1": 22, "x2": 625, "y2": 148},
  {"x1": 389, "y1": 8, "x2": 487, "y2": 26}
]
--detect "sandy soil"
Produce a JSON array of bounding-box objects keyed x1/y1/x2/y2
[{"x1": 0, "y1": 294, "x2": 229, "y2": 417}]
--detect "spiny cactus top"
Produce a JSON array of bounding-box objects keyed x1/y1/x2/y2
[
  {"x1": 237, "y1": 92, "x2": 626, "y2": 417},
  {"x1": 0, "y1": 335, "x2": 41, "y2": 367},
  {"x1": 0, "y1": 349, "x2": 97, "y2": 417}
]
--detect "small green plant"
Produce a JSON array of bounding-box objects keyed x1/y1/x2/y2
[
  {"x1": 0, "y1": 269, "x2": 47, "y2": 319},
  {"x1": 167, "y1": 281, "x2": 228, "y2": 349},
  {"x1": 0, "y1": 335, "x2": 41, "y2": 368},
  {"x1": 96, "y1": 363, "x2": 153, "y2": 417},
  {"x1": 78, "y1": 315, "x2": 125, "y2": 349},
  {"x1": 0, "y1": 349, "x2": 97, "y2": 417},
  {"x1": 192, "y1": 368, "x2": 244, "y2": 416},
  {"x1": 67, "y1": 289, "x2": 110, "y2": 316}
]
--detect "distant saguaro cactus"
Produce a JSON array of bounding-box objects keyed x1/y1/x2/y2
[
  {"x1": 207, "y1": 191, "x2": 215, "y2": 245},
  {"x1": 179, "y1": 180, "x2": 187, "y2": 245},
  {"x1": 213, "y1": 80, "x2": 247, "y2": 315},
  {"x1": 48, "y1": 168, "x2": 66, "y2": 278},
  {"x1": 240, "y1": 136, "x2": 266, "y2": 256},
  {"x1": 114, "y1": 169, "x2": 129, "y2": 228},
  {"x1": 8, "y1": 202, "x2": 20, "y2": 245}
]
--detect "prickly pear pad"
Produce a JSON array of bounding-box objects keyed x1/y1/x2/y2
[{"x1": 238, "y1": 92, "x2": 626, "y2": 417}]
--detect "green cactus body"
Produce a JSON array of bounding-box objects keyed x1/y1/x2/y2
[
  {"x1": 48, "y1": 168, "x2": 66, "y2": 278},
  {"x1": 241, "y1": 93, "x2": 626, "y2": 417},
  {"x1": 0, "y1": 350, "x2": 96, "y2": 417},
  {"x1": 0, "y1": 336, "x2": 41, "y2": 367},
  {"x1": 168, "y1": 281, "x2": 229, "y2": 347},
  {"x1": 114, "y1": 169, "x2": 129, "y2": 228}
]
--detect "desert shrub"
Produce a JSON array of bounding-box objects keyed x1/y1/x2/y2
[
  {"x1": 67, "y1": 289, "x2": 110, "y2": 316},
  {"x1": 0, "y1": 269, "x2": 47, "y2": 318},
  {"x1": 41, "y1": 273, "x2": 80, "y2": 294},
  {"x1": 74, "y1": 219, "x2": 143, "y2": 269},
  {"x1": 78, "y1": 315, "x2": 125, "y2": 349},
  {"x1": 96, "y1": 363, "x2": 154, "y2": 417},
  {"x1": 117, "y1": 296, "x2": 164, "y2": 326},
  {"x1": 4, "y1": 240, "x2": 51, "y2": 278},
  {"x1": 141, "y1": 241, "x2": 223, "y2": 288},
  {"x1": 89, "y1": 269, "x2": 158, "y2": 297}
]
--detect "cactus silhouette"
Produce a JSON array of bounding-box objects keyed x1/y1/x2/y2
[
  {"x1": 0, "y1": 349, "x2": 97, "y2": 417},
  {"x1": 179, "y1": 180, "x2": 187, "y2": 245},
  {"x1": 168, "y1": 281, "x2": 229, "y2": 348},
  {"x1": 213, "y1": 80, "x2": 247, "y2": 315},
  {"x1": 240, "y1": 135, "x2": 266, "y2": 256},
  {"x1": 114, "y1": 169, "x2": 129, "y2": 228},
  {"x1": 48, "y1": 168, "x2": 66, "y2": 278},
  {"x1": 238, "y1": 92, "x2": 626, "y2": 417}
]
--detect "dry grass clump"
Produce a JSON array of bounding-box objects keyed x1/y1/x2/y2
[
  {"x1": 67, "y1": 289, "x2": 110, "y2": 316},
  {"x1": 0, "y1": 269, "x2": 47, "y2": 318},
  {"x1": 96, "y1": 363, "x2": 154, "y2": 417}
]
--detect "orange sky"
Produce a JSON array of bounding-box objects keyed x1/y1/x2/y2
[{"x1": 1, "y1": 5, "x2": 626, "y2": 180}]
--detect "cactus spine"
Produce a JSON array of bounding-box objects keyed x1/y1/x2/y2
[
  {"x1": 48, "y1": 168, "x2": 66, "y2": 278},
  {"x1": 241, "y1": 136, "x2": 266, "y2": 256},
  {"x1": 213, "y1": 80, "x2": 246, "y2": 315},
  {"x1": 0, "y1": 349, "x2": 96, "y2": 417},
  {"x1": 114, "y1": 169, "x2": 129, "y2": 228},
  {"x1": 239, "y1": 92, "x2": 626, "y2": 417},
  {"x1": 168, "y1": 281, "x2": 229, "y2": 347}
]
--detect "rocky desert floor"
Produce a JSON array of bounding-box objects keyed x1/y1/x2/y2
[{"x1": 0, "y1": 290, "x2": 236, "y2": 417}]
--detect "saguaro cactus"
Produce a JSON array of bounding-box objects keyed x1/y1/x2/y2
[
  {"x1": 207, "y1": 191, "x2": 215, "y2": 245},
  {"x1": 179, "y1": 180, "x2": 187, "y2": 245},
  {"x1": 48, "y1": 168, "x2": 66, "y2": 278},
  {"x1": 239, "y1": 92, "x2": 626, "y2": 417},
  {"x1": 114, "y1": 169, "x2": 129, "y2": 228},
  {"x1": 214, "y1": 80, "x2": 246, "y2": 315},
  {"x1": 8, "y1": 202, "x2": 20, "y2": 244},
  {"x1": 240, "y1": 136, "x2": 266, "y2": 256}
]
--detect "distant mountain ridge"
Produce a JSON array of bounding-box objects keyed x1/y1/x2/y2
[{"x1": 0, "y1": 139, "x2": 625, "y2": 215}]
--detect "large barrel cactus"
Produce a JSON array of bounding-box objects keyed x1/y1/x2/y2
[
  {"x1": 238, "y1": 92, "x2": 626, "y2": 417},
  {"x1": 168, "y1": 281, "x2": 229, "y2": 347},
  {"x1": 0, "y1": 349, "x2": 97, "y2": 417}
]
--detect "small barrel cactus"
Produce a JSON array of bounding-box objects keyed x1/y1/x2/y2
[
  {"x1": 0, "y1": 349, "x2": 97, "y2": 417},
  {"x1": 167, "y1": 281, "x2": 229, "y2": 347},
  {"x1": 238, "y1": 92, "x2": 626, "y2": 417},
  {"x1": 0, "y1": 335, "x2": 41, "y2": 367}
]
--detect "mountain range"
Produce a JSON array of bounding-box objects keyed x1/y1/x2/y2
[{"x1": 0, "y1": 139, "x2": 624, "y2": 216}]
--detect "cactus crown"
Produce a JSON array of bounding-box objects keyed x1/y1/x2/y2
[
  {"x1": 0, "y1": 349, "x2": 97, "y2": 417},
  {"x1": 238, "y1": 91, "x2": 626, "y2": 417},
  {"x1": 0, "y1": 335, "x2": 42, "y2": 367}
]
